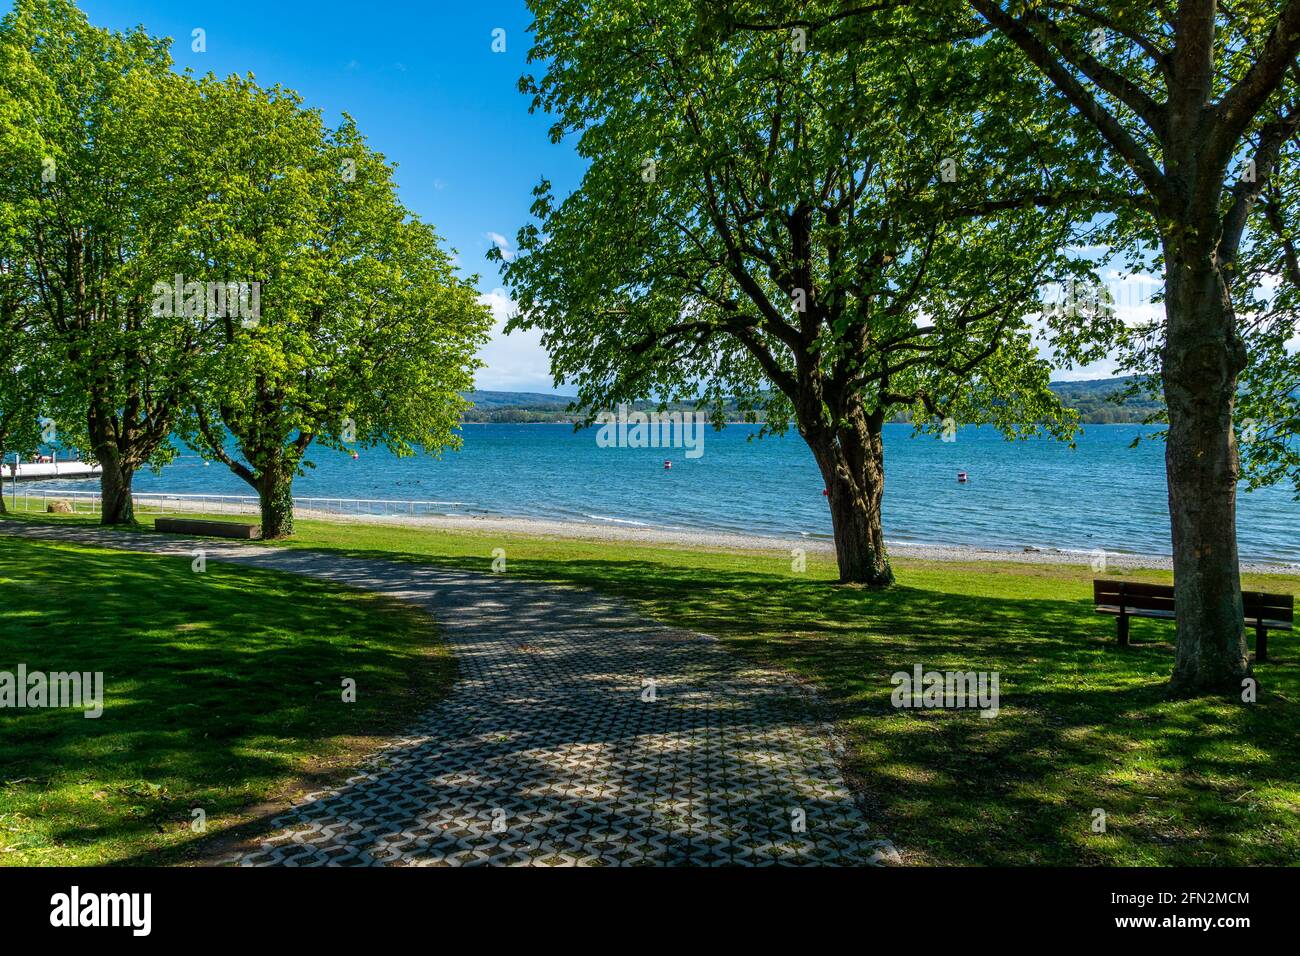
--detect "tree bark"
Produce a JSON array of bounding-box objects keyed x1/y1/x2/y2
[
  {"x1": 807, "y1": 408, "x2": 894, "y2": 586},
  {"x1": 97, "y1": 453, "x2": 136, "y2": 525},
  {"x1": 87, "y1": 398, "x2": 137, "y2": 525},
  {"x1": 1161, "y1": 242, "x2": 1250, "y2": 694},
  {"x1": 258, "y1": 465, "x2": 295, "y2": 539}
]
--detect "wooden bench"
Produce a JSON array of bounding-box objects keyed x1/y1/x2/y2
[
  {"x1": 155, "y1": 517, "x2": 262, "y2": 540},
  {"x1": 1093, "y1": 579, "x2": 1294, "y2": 661}
]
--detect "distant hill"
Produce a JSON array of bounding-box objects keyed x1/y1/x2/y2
[
  {"x1": 460, "y1": 376, "x2": 1164, "y2": 425},
  {"x1": 460, "y1": 391, "x2": 723, "y2": 423},
  {"x1": 461, "y1": 390, "x2": 576, "y2": 422},
  {"x1": 1049, "y1": 376, "x2": 1164, "y2": 424},
  {"x1": 462, "y1": 390, "x2": 575, "y2": 413}
]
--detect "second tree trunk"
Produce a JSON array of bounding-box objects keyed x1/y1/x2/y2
[
  {"x1": 809, "y1": 413, "x2": 893, "y2": 587},
  {"x1": 97, "y1": 454, "x2": 136, "y2": 525},
  {"x1": 258, "y1": 467, "x2": 295, "y2": 539},
  {"x1": 1162, "y1": 248, "x2": 1250, "y2": 693}
]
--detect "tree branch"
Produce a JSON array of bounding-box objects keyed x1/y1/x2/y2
[
  {"x1": 967, "y1": 0, "x2": 1171, "y2": 205},
  {"x1": 1214, "y1": 0, "x2": 1300, "y2": 156}
]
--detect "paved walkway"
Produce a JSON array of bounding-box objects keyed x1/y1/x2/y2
[{"x1": 2, "y1": 521, "x2": 891, "y2": 866}]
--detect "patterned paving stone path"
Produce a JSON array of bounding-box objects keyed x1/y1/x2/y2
[{"x1": 2, "y1": 521, "x2": 891, "y2": 866}]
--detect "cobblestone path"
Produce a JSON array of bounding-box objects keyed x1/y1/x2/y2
[{"x1": 2, "y1": 522, "x2": 891, "y2": 866}]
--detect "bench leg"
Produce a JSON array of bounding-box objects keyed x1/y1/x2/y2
[
  {"x1": 1117, "y1": 613, "x2": 1129, "y2": 647},
  {"x1": 1256, "y1": 623, "x2": 1268, "y2": 664}
]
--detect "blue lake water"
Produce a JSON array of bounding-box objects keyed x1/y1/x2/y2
[{"x1": 24, "y1": 423, "x2": 1300, "y2": 563}]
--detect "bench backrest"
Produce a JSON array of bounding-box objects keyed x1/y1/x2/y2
[
  {"x1": 1243, "y1": 590, "x2": 1294, "y2": 625},
  {"x1": 1094, "y1": 580, "x2": 1294, "y2": 624},
  {"x1": 1093, "y1": 579, "x2": 1174, "y2": 614}
]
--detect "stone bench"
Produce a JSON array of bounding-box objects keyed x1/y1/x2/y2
[{"x1": 155, "y1": 517, "x2": 262, "y2": 540}]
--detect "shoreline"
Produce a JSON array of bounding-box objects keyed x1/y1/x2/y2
[
  {"x1": 310, "y1": 510, "x2": 1300, "y2": 576},
  {"x1": 11, "y1": 489, "x2": 1298, "y2": 574}
]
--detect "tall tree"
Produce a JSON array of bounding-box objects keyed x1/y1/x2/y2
[
  {"x1": 0, "y1": 82, "x2": 42, "y2": 511},
  {"x1": 0, "y1": 250, "x2": 48, "y2": 513},
  {"x1": 717, "y1": 1, "x2": 1300, "y2": 691},
  {"x1": 502, "y1": 0, "x2": 1096, "y2": 584},
  {"x1": 0, "y1": 0, "x2": 212, "y2": 524},
  {"x1": 962, "y1": 0, "x2": 1300, "y2": 695},
  {"x1": 181, "y1": 80, "x2": 490, "y2": 538}
]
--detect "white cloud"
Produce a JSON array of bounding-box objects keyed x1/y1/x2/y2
[
  {"x1": 1039, "y1": 270, "x2": 1300, "y2": 375},
  {"x1": 473, "y1": 288, "x2": 560, "y2": 392},
  {"x1": 485, "y1": 231, "x2": 515, "y2": 261},
  {"x1": 1031, "y1": 272, "x2": 1164, "y2": 381},
  {"x1": 478, "y1": 287, "x2": 516, "y2": 324},
  {"x1": 1048, "y1": 357, "x2": 1125, "y2": 381}
]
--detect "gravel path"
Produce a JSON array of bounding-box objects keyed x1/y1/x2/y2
[{"x1": 1, "y1": 521, "x2": 890, "y2": 866}]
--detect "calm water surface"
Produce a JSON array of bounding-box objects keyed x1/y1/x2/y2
[{"x1": 26, "y1": 423, "x2": 1300, "y2": 563}]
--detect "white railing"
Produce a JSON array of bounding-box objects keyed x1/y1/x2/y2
[{"x1": 1, "y1": 488, "x2": 463, "y2": 519}]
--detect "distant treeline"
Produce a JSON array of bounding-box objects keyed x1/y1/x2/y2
[
  {"x1": 460, "y1": 377, "x2": 1166, "y2": 425},
  {"x1": 1049, "y1": 378, "x2": 1165, "y2": 424}
]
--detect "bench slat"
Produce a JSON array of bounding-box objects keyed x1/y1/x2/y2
[
  {"x1": 1246, "y1": 617, "x2": 1295, "y2": 630},
  {"x1": 1096, "y1": 606, "x2": 1176, "y2": 620},
  {"x1": 1094, "y1": 579, "x2": 1177, "y2": 599}
]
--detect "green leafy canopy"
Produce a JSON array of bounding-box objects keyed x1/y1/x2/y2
[{"x1": 501, "y1": 0, "x2": 1108, "y2": 445}]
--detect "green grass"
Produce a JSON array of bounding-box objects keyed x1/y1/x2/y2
[
  {"x1": 5, "y1": 508, "x2": 1300, "y2": 865},
  {"x1": 0, "y1": 533, "x2": 455, "y2": 866}
]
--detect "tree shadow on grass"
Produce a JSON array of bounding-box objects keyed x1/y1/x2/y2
[
  {"x1": 252, "y1": 542, "x2": 1300, "y2": 865},
  {"x1": 0, "y1": 539, "x2": 454, "y2": 865},
  {"x1": 5, "y1": 521, "x2": 1298, "y2": 866}
]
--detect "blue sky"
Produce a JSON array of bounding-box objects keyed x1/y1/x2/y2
[{"x1": 57, "y1": 0, "x2": 585, "y2": 392}]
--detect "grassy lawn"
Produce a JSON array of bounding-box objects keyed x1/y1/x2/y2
[
  {"x1": 0, "y1": 533, "x2": 455, "y2": 866},
  {"x1": 4, "y1": 509, "x2": 1299, "y2": 865}
]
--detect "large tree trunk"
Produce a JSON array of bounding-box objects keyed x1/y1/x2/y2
[
  {"x1": 1161, "y1": 243, "x2": 1250, "y2": 694},
  {"x1": 87, "y1": 398, "x2": 137, "y2": 525},
  {"x1": 808, "y1": 409, "x2": 893, "y2": 586},
  {"x1": 257, "y1": 465, "x2": 295, "y2": 539},
  {"x1": 98, "y1": 453, "x2": 136, "y2": 525}
]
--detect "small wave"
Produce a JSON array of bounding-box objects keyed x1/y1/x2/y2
[{"x1": 583, "y1": 514, "x2": 653, "y2": 527}]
